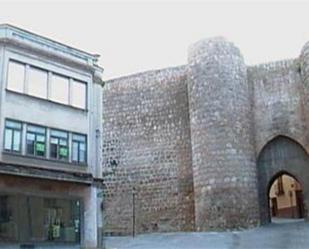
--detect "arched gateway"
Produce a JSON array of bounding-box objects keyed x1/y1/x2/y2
[{"x1": 257, "y1": 136, "x2": 309, "y2": 224}]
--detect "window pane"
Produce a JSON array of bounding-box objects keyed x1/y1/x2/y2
[
  {"x1": 50, "y1": 74, "x2": 69, "y2": 104},
  {"x1": 72, "y1": 142, "x2": 78, "y2": 162},
  {"x1": 6, "y1": 120, "x2": 22, "y2": 130},
  {"x1": 36, "y1": 142, "x2": 45, "y2": 156},
  {"x1": 7, "y1": 61, "x2": 25, "y2": 93},
  {"x1": 51, "y1": 138, "x2": 58, "y2": 144},
  {"x1": 72, "y1": 134, "x2": 86, "y2": 142},
  {"x1": 26, "y1": 126, "x2": 46, "y2": 157},
  {"x1": 13, "y1": 130, "x2": 21, "y2": 152},
  {"x1": 0, "y1": 195, "x2": 19, "y2": 242},
  {"x1": 0, "y1": 194, "x2": 81, "y2": 243},
  {"x1": 50, "y1": 143, "x2": 57, "y2": 158},
  {"x1": 28, "y1": 67, "x2": 48, "y2": 98},
  {"x1": 4, "y1": 129, "x2": 12, "y2": 150},
  {"x1": 27, "y1": 133, "x2": 35, "y2": 141},
  {"x1": 36, "y1": 134, "x2": 45, "y2": 142},
  {"x1": 51, "y1": 130, "x2": 68, "y2": 139},
  {"x1": 71, "y1": 80, "x2": 86, "y2": 109},
  {"x1": 26, "y1": 133, "x2": 35, "y2": 155},
  {"x1": 42, "y1": 198, "x2": 81, "y2": 243},
  {"x1": 28, "y1": 125, "x2": 45, "y2": 134},
  {"x1": 79, "y1": 143, "x2": 86, "y2": 163},
  {"x1": 59, "y1": 139, "x2": 67, "y2": 146},
  {"x1": 59, "y1": 146, "x2": 68, "y2": 160}
]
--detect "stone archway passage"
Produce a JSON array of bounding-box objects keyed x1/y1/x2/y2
[
  {"x1": 269, "y1": 173, "x2": 305, "y2": 220},
  {"x1": 257, "y1": 136, "x2": 309, "y2": 224}
]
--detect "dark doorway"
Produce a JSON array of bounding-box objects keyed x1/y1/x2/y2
[{"x1": 268, "y1": 173, "x2": 305, "y2": 221}]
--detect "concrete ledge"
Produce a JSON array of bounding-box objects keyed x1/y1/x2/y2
[{"x1": 0, "y1": 161, "x2": 93, "y2": 184}]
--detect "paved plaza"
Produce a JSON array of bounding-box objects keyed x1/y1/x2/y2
[{"x1": 106, "y1": 219, "x2": 309, "y2": 249}]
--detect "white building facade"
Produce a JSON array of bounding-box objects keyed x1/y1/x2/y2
[{"x1": 0, "y1": 24, "x2": 104, "y2": 249}]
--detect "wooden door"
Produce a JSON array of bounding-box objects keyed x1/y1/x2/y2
[
  {"x1": 295, "y1": 190, "x2": 304, "y2": 218},
  {"x1": 271, "y1": 198, "x2": 278, "y2": 217}
]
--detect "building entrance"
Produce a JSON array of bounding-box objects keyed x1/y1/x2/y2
[{"x1": 257, "y1": 136, "x2": 308, "y2": 224}]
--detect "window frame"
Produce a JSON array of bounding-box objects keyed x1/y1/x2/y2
[
  {"x1": 6, "y1": 58, "x2": 88, "y2": 110},
  {"x1": 0, "y1": 191, "x2": 82, "y2": 244},
  {"x1": 2, "y1": 119, "x2": 88, "y2": 166},
  {"x1": 3, "y1": 119, "x2": 22, "y2": 153},
  {"x1": 71, "y1": 79, "x2": 87, "y2": 109},
  {"x1": 7, "y1": 60, "x2": 26, "y2": 93},
  {"x1": 49, "y1": 129, "x2": 69, "y2": 161},
  {"x1": 50, "y1": 73, "x2": 70, "y2": 105},
  {"x1": 27, "y1": 65, "x2": 49, "y2": 99},
  {"x1": 72, "y1": 133, "x2": 87, "y2": 164},
  {"x1": 26, "y1": 124, "x2": 47, "y2": 157}
]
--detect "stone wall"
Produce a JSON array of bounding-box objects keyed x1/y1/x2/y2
[
  {"x1": 249, "y1": 52, "x2": 309, "y2": 223},
  {"x1": 248, "y1": 59, "x2": 308, "y2": 155},
  {"x1": 102, "y1": 37, "x2": 309, "y2": 234},
  {"x1": 102, "y1": 66, "x2": 195, "y2": 235}
]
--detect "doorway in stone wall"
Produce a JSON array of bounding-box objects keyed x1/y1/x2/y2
[
  {"x1": 268, "y1": 172, "x2": 305, "y2": 222},
  {"x1": 257, "y1": 136, "x2": 309, "y2": 224}
]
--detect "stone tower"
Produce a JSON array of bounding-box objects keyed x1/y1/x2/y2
[
  {"x1": 187, "y1": 37, "x2": 259, "y2": 230},
  {"x1": 300, "y1": 42, "x2": 309, "y2": 144}
]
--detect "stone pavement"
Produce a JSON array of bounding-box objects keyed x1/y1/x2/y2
[{"x1": 105, "y1": 219, "x2": 309, "y2": 249}]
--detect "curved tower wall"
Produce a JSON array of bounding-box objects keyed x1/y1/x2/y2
[
  {"x1": 300, "y1": 42, "x2": 309, "y2": 82},
  {"x1": 300, "y1": 43, "x2": 309, "y2": 150},
  {"x1": 187, "y1": 38, "x2": 259, "y2": 230}
]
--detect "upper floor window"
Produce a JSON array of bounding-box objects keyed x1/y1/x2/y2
[
  {"x1": 50, "y1": 74, "x2": 69, "y2": 105},
  {"x1": 26, "y1": 125, "x2": 46, "y2": 157},
  {"x1": 28, "y1": 67, "x2": 48, "y2": 99},
  {"x1": 71, "y1": 80, "x2": 87, "y2": 109},
  {"x1": 3, "y1": 119, "x2": 87, "y2": 165},
  {"x1": 7, "y1": 61, "x2": 25, "y2": 93},
  {"x1": 50, "y1": 130, "x2": 69, "y2": 161},
  {"x1": 6, "y1": 60, "x2": 87, "y2": 109},
  {"x1": 4, "y1": 120, "x2": 22, "y2": 153},
  {"x1": 72, "y1": 134, "x2": 87, "y2": 164}
]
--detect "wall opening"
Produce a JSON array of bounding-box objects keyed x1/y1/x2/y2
[
  {"x1": 268, "y1": 173, "x2": 305, "y2": 222},
  {"x1": 257, "y1": 135, "x2": 309, "y2": 224}
]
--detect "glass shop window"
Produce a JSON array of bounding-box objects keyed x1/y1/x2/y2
[
  {"x1": 50, "y1": 74, "x2": 69, "y2": 104},
  {"x1": 0, "y1": 194, "x2": 81, "y2": 244},
  {"x1": 0, "y1": 195, "x2": 18, "y2": 242},
  {"x1": 50, "y1": 129, "x2": 69, "y2": 160},
  {"x1": 4, "y1": 120, "x2": 22, "y2": 153},
  {"x1": 71, "y1": 80, "x2": 87, "y2": 109},
  {"x1": 26, "y1": 125, "x2": 46, "y2": 157},
  {"x1": 29, "y1": 197, "x2": 81, "y2": 243},
  {"x1": 28, "y1": 67, "x2": 48, "y2": 98},
  {"x1": 7, "y1": 61, "x2": 25, "y2": 93},
  {"x1": 72, "y1": 134, "x2": 87, "y2": 164}
]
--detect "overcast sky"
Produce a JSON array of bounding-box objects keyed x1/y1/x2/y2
[{"x1": 1, "y1": 1, "x2": 309, "y2": 80}]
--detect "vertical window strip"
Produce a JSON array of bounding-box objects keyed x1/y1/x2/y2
[
  {"x1": 4, "y1": 120, "x2": 22, "y2": 153},
  {"x1": 7, "y1": 61, "x2": 26, "y2": 93},
  {"x1": 72, "y1": 134, "x2": 87, "y2": 164},
  {"x1": 26, "y1": 125, "x2": 46, "y2": 157},
  {"x1": 50, "y1": 129, "x2": 69, "y2": 161}
]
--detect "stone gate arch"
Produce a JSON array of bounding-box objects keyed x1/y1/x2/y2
[{"x1": 257, "y1": 135, "x2": 309, "y2": 224}]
